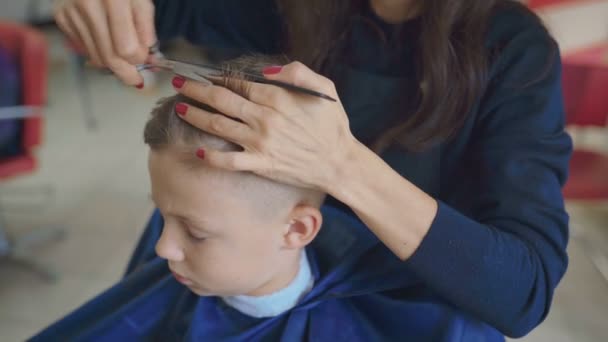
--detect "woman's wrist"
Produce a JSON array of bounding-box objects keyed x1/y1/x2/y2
[
  {"x1": 326, "y1": 140, "x2": 358, "y2": 202},
  {"x1": 323, "y1": 137, "x2": 369, "y2": 202},
  {"x1": 325, "y1": 138, "x2": 438, "y2": 260}
]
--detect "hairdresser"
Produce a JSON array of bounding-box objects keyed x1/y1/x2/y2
[{"x1": 53, "y1": 0, "x2": 572, "y2": 338}]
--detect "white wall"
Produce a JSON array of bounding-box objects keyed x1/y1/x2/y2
[
  {"x1": 0, "y1": 0, "x2": 54, "y2": 22},
  {"x1": 536, "y1": 0, "x2": 608, "y2": 53}
]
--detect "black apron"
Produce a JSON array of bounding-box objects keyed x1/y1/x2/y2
[{"x1": 324, "y1": 13, "x2": 442, "y2": 213}]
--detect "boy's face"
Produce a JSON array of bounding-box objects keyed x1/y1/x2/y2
[{"x1": 148, "y1": 148, "x2": 294, "y2": 297}]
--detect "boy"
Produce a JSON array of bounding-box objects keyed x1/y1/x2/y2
[
  {"x1": 145, "y1": 91, "x2": 325, "y2": 312},
  {"x1": 31, "y1": 56, "x2": 501, "y2": 341}
]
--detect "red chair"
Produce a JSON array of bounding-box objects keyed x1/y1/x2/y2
[
  {"x1": 0, "y1": 21, "x2": 45, "y2": 179},
  {"x1": 0, "y1": 21, "x2": 64, "y2": 281},
  {"x1": 561, "y1": 48, "x2": 608, "y2": 199},
  {"x1": 526, "y1": 0, "x2": 582, "y2": 9},
  {"x1": 561, "y1": 44, "x2": 608, "y2": 281}
]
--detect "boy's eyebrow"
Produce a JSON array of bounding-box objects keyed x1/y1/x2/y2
[{"x1": 148, "y1": 193, "x2": 213, "y2": 232}]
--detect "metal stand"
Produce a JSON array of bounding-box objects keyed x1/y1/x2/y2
[{"x1": 68, "y1": 52, "x2": 98, "y2": 131}]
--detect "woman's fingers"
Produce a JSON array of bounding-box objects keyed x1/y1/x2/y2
[
  {"x1": 201, "y1": 150, "x2": 262, "y2": 173},
  {"x1": 53, "y1": 1, "x2": 78, "y2": 42},
  {"x1": 65, "y1": 6, "x2": 103, "y2": 66},
  {"x1": 262, "y1": 61, "x2": 338, "y2": 97},
  {"x1": 106, "y1": 0, "x2": 148, "y2": 64},
  {"x1": 78, "y1": 0, "x2": 143, "y2": 85},
  {"x1": 174, "y1": 102, "x2": 257, "y2": 147},
  {"x1": 54, "y1": 8, "x2": 82, "y2": 48},
  {"x1": 132, "y1": 0, "x2": 157, "y2": 49},
  {"x1": 53, "y1": 0, "x2": 155, "y2": 85},
  {"x1": 174, "y1": 77, "x2": 263, "y2": 124},
  {"x1": 245, "y1": 82, "x2": 292, "y2": 112}
]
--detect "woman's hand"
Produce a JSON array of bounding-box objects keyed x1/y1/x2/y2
[
  {"x1": 53, "y1": 0, "x2": 156, "y2": 86},
  {"x1": 173, "y1": 62, "x2": 358, "y2": 192}
]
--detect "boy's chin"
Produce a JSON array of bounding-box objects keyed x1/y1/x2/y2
[
  {"x1": 188, "y1": 284, "x2": 244, "y2": 298},
  {"x1": 190, "y1": 288, "x2": 213, "y2": 297},
  {"x1": 188, "y1": 286, "x2": 219, "y2": 297},
  {"x1": 187, "y1": 284, "x2": 220, "y2": 297}
]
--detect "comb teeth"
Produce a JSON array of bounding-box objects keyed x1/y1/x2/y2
[{"x1": 194, "y1": 70, "x2": 223, "y2": 78}]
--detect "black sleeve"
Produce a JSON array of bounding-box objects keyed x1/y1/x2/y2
[
  {"x1": 405, "y1": 12, "x2": 572, "y2": 338},
  {"x1": 153, "y1": 0, "x2": 283, "y2": 54}
]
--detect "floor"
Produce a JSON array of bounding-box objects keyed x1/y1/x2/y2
[{"x1": 1, "y1": 30, "x2": 608, "y2": 342}]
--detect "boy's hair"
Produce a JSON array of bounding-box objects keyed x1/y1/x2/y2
[
  {"x1": 144, "y1": 55, "x2": 325, "y2": 214},
  {"x1": 145, "y1": 55, "x2": 288, "y2": 151}
]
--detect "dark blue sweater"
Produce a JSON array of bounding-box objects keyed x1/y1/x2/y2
[{"x1": 153, "y1": 0, "x2": 572, "y2": 338}]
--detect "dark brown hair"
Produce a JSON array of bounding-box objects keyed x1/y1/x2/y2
[{"x1": 276, "y1": 0, "x2": 547, "y2": 152}]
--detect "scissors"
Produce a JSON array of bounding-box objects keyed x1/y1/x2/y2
[{"x1": 136, "y1": 44, "x2": 337, "y2": 102}]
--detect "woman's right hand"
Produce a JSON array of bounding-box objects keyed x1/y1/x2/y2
[{"x1": 53, "y1": 0, "x2": 157, "y2": 86}]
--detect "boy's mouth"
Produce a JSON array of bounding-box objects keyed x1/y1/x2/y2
[{"x1": 171, "y1": 270, "x2": 194, "y2": 286}]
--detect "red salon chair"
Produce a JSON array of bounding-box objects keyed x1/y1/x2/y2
[
  {"x1": 562, "y1": 46, "x2": 608, "y2": 200},
  {"x1": 561, "y1": 43, "x2": 608, "y2": 281},
  {"x1": 0, "y1": 21, "x2": 64, "y2": 281}
]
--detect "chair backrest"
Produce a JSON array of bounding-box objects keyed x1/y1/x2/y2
[
  {"x1": 0, "y1": 21, "x2": 47, "y2": 179},
  {"x1": 527, "y1": 0, "x2": 579, "y2": 9},
  {"x1": 0, "y1": 21, "x2": 47, "y2": 150},
  {"x1": 575, "y1": 67, "x2": 608, "y2": 127},
  {"x1": 562, "y1": 61, "x2": 608, "y2": 127}
]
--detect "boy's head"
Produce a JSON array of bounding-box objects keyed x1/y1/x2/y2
[{"x1": 144, "y1": 56, "x2": 325, "y2": 297}]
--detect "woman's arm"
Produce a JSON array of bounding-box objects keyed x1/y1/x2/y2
[
  {"x1": 164, "y1": 6, "x2": 570, "y2": 337},
  {"x1": 153, "y1": 0, "x2": 282, "y2": 53},
  {"x1": 331, "y1": 141, "x2": 438, "y2": 260},
  {"x1": 330, "y1": 25, "x2": 571, "y2": 338}
]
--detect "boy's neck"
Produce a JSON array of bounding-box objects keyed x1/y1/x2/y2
[
  {"x1": 222, "y1": 249, "x2": 314, "y2": 318},
  {"x1": 246, "y1": 249, "x2": 303, "y2": 297}
]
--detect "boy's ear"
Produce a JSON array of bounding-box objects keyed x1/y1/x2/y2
[{"x1": 282, "y1": 204, "x2": 323, "y2": 250}]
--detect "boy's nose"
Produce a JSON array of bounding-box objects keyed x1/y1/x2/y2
[{"x1": 155, "y1": 225, "x2": 186, "y2": 262}]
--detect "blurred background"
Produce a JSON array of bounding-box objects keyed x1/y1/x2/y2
[{"x1": 0, "y1": 0, "x2": 606, "y2": 341}]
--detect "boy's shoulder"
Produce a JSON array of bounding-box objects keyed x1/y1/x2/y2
[{"x1": 308, "y1": 205, "x2": 418, "y2": 296}]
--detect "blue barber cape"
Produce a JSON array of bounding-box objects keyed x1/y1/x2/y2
[{"x1": 30, "y1": 206, "x2": 503, "y2": 341}]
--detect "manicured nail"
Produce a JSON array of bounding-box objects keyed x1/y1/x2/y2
[
  {"x1": 175, "y1": 103, "x2": 188, "y2": 116},
  {"x1": 135, "y1": 82, "x2": 144, "y2": 89},
  {"x1": 172, "y1": 76, "x2": 185, "y2": 89},
  {"x1": 196, "y1": 148, "x2": 205, "y2": 159},
  {"x1": 262, "y1": 65, "x2": 283, "y2": 75}
]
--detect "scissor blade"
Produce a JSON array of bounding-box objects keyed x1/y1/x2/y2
[
  {"x1": 151, "y1": 58, "x2": 337, "y2": 102},
  {"x1": 169, "y1": 60, "x2": 221, "y2": 85}
]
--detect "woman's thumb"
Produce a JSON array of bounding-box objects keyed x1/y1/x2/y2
[{"x1": 132, "y1": 0, "x2": 157, "y2": 48}]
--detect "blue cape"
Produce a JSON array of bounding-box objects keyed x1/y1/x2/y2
[{"x1": 30, "y1": 207, "x2": 503, "y2": 341}]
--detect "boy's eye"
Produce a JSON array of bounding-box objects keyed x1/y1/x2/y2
[
  {"x1": 180, "y1": 220, "x2": 206, "y2": 242},
  {"x1": 187, "y1": 230, "x2": 206, "y2": 242}
]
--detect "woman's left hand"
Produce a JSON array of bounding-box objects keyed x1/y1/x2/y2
[{"x1": 172, "y1": 61, "x2": 357, "y2": 192}]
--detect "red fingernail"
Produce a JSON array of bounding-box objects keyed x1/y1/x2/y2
[
  {"x1": 196, "y1": 148, "x2": 205, "y2": 159},
  {"x1": 172, "y1": 76, "x2": 185, "y2": 89},
  {"x1": 135, "y1": 82, "x2": 144, "y2": 89},
  {"x1": 262, "y1": 65, "x2": 283, "y2": 75},
  {"x1": 175, "y1": 103, "x2": 188, "y2": 116}
]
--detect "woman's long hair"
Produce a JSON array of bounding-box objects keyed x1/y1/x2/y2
[{"x1": 276, "y1": 0, "x2": 543, "y2": 152}]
